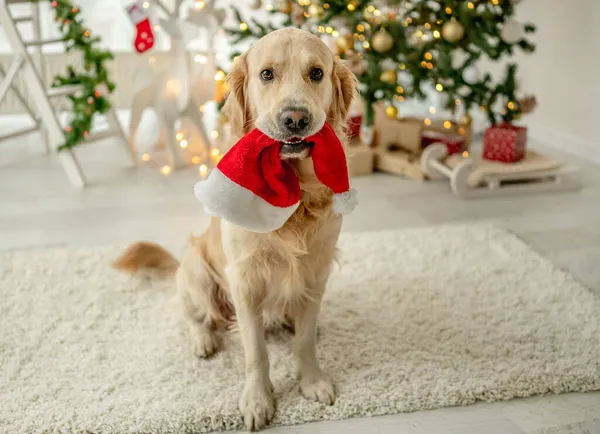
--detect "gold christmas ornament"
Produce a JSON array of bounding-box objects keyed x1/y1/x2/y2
[
  {"x1": 362, "y1": 5, "x2": 375, "y2": 22},
  {"x1": 371, "y1": 28, "x2": 394, "y2": 52},
  {"x1": 278, "y1": 0, "x2": 292, "y2": 14},
  {"x1": 460, "y1": 113, "x2": 473, "y2": 127},
  {"x1": 335, "y1": 34, "x2": 354, "y2": 53},
  {"x1": 214, "y1": 80, "x2": 226, "y2": 104},
  {"x1": 307, "y1": 3, "x2": 324, "y2": 18},
  {"x1": 380, "y1": 70, "x2": 397, "y2": 84},
  {"x1": 442, "y1": 18, "x2": 465, "y2": 43},
  {"x1": 385, "y1": 105, "x2": 399, "y2": 119},
  {"x1": 346, "y1": 0, "x2": 358, "y2": 10}
]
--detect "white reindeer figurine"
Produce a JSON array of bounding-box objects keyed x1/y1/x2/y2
[{"x1": 128, "y1": 0, "x2": 225, "y2": 169}]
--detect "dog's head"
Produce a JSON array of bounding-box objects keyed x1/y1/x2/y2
[{"x1": 223, "y1": 28, "x2": 356, "y2": 160}]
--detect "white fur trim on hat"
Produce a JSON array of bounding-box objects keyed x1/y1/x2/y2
[
  {"x1": 332, "y1": 189, "x2": 358, "y2": 215},
  {"x1": 194, "y1": 169, "x2": 299, "y2": 233}
]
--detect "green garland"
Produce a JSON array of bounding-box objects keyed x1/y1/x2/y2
[
  {"x1": 31, "y1": 0, "x2": 116, "y2": 150},
  {"x1": 225, "y1": 0, "x2": 536, "y2": 126}
]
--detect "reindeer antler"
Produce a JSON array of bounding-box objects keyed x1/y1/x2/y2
[{"x1": 186, "y1": 0, "x2": 226, "y2": 29}]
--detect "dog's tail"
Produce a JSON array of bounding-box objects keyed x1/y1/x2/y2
[{"x1": 112, "y1": 241, "x2": 179, "y2": 279}]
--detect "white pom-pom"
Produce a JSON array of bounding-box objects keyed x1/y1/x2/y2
[{"x1": 332, "y1": 189, "x2": 358, "y2": 215}]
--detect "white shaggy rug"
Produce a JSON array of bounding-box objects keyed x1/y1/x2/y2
[{"x1": 2, "y1": 225, "x2": 600, "y2": 433}]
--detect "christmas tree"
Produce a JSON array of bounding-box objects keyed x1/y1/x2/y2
[{"x1": 225, "y1": 0, "x2": 536, "y2": 127}]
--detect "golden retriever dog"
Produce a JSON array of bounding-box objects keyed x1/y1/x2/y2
[{"x1": 113, "y1": 27, "x2": 356, "y2": 431}]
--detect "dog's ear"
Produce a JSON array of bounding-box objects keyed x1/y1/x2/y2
[
  {"x1": 329, "y1": 59, "x2": 357, "y2": 132},
  {"x1": 223, "y1": 53, "x2": 252, "y2": 140}
]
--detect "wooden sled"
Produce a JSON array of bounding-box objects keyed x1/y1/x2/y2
[{"x1": 420, "y1": 143, "x2": 582, "y2": 199}]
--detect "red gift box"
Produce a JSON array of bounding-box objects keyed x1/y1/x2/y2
[
  {"x1": 347, "y1": 115, "x2": 362, "y2": 138},
  {"x1": 483, "y1": 123, "x2": 526, "y2": 163},
  {"x1": 421, "y1": 130, "x2": 466, "y2": 155}
]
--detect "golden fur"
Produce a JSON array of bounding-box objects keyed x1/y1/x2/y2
[
  {"x1": 112, "y1": 241, "x2": 179, "y2": 279},
  {"x1": 113, "y1": 28, "x2": 356, "y2": 431}
]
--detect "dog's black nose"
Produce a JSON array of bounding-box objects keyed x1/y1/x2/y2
[{"x1": 280, "y1": 107, "x2": 311, "y2": 133}]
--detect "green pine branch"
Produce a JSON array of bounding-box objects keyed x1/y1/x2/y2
[
  {"x1": 223, "y1": 0, "x2": 535, "y2": 126},
  {"x1": 30, "y1": 0, "x2": 116, "y2": 150}
]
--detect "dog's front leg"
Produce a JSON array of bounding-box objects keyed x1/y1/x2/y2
[
  {"x1": 293, "y1": 294, "x2": 336, "y2": 405},
  {"x1": 230, "y1": 273, "x2": 274, "y2": 431}
]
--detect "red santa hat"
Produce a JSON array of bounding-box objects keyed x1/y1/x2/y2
[{"x1": 194, "y1": 122, "x2": 357, "y2": 233}]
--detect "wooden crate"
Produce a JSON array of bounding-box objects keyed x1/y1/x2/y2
[
  {"x1": 373, "y1": 104, "x2": 472, "y2": 151},
  {"x1": 375, "y1": 148, "x2": 424, "y2": 181},
  {"x1": 371, "y1": 102, "x2": 472, "y2": 179}
]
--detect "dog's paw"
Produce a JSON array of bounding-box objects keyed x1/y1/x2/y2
[
  {"x1": 239, "y1": 382, "x2": 275, "y2": 431},
  {"x1": 300, "y1": 372, "x2": 336, "y2": 405},
  {"x1": 192, "y1": 330, "x2": 219, "y2": 359}
]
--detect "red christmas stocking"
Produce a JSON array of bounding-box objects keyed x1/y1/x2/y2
[{"x1": 127, "y1": 1, "x2": 154, "y2": 54}]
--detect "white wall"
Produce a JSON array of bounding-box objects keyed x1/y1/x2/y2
[
  {"x1": 512, "y1": 0, "x2": 600, "y2": 149},
  {"x1": 0, "y1": 0, "x2": 135, "y2": 53}
]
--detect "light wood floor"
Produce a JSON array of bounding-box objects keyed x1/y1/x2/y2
[{"x1": 1, "y1": 130, "x2": 599, "y2": 434}]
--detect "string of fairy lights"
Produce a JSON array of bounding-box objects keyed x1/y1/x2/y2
[
  {"x1": 233, "y1": 2, "x2": 473, "y2": 136},
  {"x1": 134, "y1": 0, "x2": 535, "y2": 175},
  {"x1": 228, "y1": 0, "x2": 535, "y2": 136}
]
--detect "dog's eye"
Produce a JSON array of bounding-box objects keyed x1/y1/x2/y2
[
  {"x1": 260, "y1": 69, "x2": 274, "y2": 81},
  {"x1": 309, "y1": 68, "x2": 324, "y2": 81}
]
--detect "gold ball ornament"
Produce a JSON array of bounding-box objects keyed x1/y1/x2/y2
[
  {"x1": 460, "y1": 113, "x2": 473, "y2": 127},
  {"x1": 380, "y1": 70, "x2": 397, "y2": 84},
  {"x1": 335, "y1": 34, "x2": 354, "y2": 53},
  {"x1": 307, "y1": 4, "x2": 324, "y2": 19},
  {"x1": 385, "y1": 105, "x2": 399, "y2": 119},
  {"x1": 362, "y1": 6, "x2": 376, "y2": 23},
  {"x1": 442, "y1": 18, "x2": 465, "y2": 43},
  {"x1": 371, "y1": 29, "x2": 394, "y2": 53},
  {"x1": 278, "y1": 0, "x2": 292, "y2": 14}
]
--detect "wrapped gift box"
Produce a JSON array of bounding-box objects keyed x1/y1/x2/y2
[
  {"x1": 373, "y1": 103, "x2": 423, "y2": 154},
  {"x1": 483, "y1": 123, "x2": 527, "y2": 163},
  {"x1": 347, "y1": 97, "x2": 365, "y2": 139},
  {"x1": 422, "y1": 130, "x2": 466, "y2": 155},
  {"x1": 347, "y1": 115, "x2": 362, "y2": 138},
  {"x1": 347, "y1": 137, "x2": 374, "y2": 176}
]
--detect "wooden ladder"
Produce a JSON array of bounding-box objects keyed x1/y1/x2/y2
[{"x1": 0, "y1": 0, "x2": 134, "y2": 187}]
